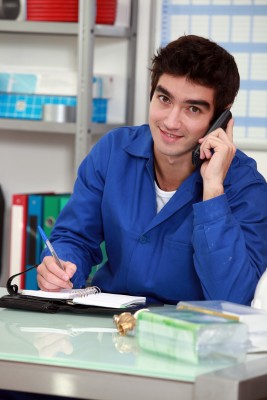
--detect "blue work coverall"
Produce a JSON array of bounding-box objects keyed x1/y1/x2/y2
[{"x1": 43, "y1": 125, "x2": 267, "y2": 305}]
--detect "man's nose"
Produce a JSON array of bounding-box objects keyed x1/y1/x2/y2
[{"x1": 164, "y1": 106, "x2": 182, "y2": 130}]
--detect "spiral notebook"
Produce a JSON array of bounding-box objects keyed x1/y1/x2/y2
[
  {"x1": 0, "y1": 266, "x2": 149, "y2": 314},
  {"x1": 21, "y1": 286, "x2": 146, "y2": 309}
]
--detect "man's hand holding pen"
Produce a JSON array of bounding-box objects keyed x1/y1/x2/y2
[
  {"x1": 37, "y1": 225, "x2": 76, "y2": 291},
  {"x1": 37, "y1": 256, "x2": 76, "y2": 291}
]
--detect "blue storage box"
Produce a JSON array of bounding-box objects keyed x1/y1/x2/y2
[
  {"x1": 0, "y1": 94, "x2": 108, "y2": 123},
  {"x1": 92, "y1": 98, "x2": 108, "y2": 123}
]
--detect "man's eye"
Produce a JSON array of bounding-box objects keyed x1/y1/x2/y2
[
  {"x1": 189, "y1": 106, "x2": 200, "y2": 113},
  {"x1": 159, "y1": 95, "x2": 170, "y2": 103}
]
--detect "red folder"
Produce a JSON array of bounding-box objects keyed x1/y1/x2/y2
[{"x1": 9, "y1": 194, "x2": 28, "y2": 289}]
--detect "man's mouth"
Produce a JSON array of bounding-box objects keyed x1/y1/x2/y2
[
  {"x1": 160, "y1": 128, "x2": 182, "y2": 141},
  {"x1": 165, "y1": 132, "x2": 179, "y2": 138}
]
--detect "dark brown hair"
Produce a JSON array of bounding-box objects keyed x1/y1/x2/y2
[{"x1": 150, "y1": 35, "x2": 240, "y2": 119}]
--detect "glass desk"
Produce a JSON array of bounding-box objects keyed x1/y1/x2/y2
[{"x1": 0, "y1": 288, "x2": 267, "y2": 400}]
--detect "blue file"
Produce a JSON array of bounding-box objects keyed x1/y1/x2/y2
[{"x1": 25, "y1": 194, "x2": 43, "y2": 290}]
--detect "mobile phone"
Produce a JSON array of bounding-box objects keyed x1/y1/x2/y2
[{"x1": 192, "y1": 109, "x2": 232, "y2": 167}]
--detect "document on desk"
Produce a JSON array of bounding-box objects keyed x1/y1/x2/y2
[
  {"x1": 177, "y1": 300, "x2": 267, "y2": 334},
  {"x1": 21, "y1": 286, "x2": 146, "y2": 309},
  {"x1": 136, "y1": 306, "x2": 249, "y2": 364},
  {"x1": 177, "y1": 300, "x2": 267, "y2": 353}
]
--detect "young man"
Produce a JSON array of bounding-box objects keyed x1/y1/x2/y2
[{"x1": 37, "y1": 35, "x2": 267, "y2": 306}]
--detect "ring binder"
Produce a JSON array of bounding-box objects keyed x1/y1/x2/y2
[
  {"x1": 0, "y1": 185, "x2": 4, "y2": 276},
  {"x1": 6, "y1": 264, "x2": 38, "y2": 296}
]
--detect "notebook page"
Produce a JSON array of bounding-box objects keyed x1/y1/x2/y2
[{"x1": 72, "y1": 293, "x2": 146, "y2": 308}]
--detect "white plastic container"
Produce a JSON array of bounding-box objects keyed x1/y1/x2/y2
[{"x1": 251, "y1": 269, "x2": 267, "y2": 311}]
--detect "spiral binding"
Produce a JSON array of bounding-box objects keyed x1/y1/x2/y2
[{"x1": 71, "y1": 286, "x2": 101, "y2": 297}]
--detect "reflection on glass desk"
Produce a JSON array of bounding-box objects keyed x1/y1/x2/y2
[{"x1": 0, "y1": 287, "x2": 267, "y2": 400}]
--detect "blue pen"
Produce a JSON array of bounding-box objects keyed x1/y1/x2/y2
[{"x1": 38, "y1": 225, "x2": 64, "y2": 270}]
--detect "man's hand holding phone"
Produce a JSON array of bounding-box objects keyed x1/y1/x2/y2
[{"x1": 193, "y1": 109, "x2": 236, "y2": 200}]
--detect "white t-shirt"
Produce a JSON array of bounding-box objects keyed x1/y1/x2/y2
[{"x1": 155, "y1": 182, "x2": 176, "y2": 213}]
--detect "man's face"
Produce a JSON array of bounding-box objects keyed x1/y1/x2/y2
[{"x1": 149, "y1": 74, "x2": 215, "y2": 163}]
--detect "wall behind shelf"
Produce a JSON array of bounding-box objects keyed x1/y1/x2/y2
[
  {"x1": 1, "y1": 32, "x2": 77, "y2": 69},
  {"x1": 94, "y1": 37, "x2": 128, "y2": 124}
]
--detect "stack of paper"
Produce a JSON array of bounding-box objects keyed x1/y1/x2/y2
[
  {"x1": 177, "y1": 300, "x2": 267, "y2": 353},
  {"x1": 136, "y1": 306, "x2": 249, "y2": 364}
]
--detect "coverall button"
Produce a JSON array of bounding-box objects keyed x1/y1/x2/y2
[{"x1": 140, "y1": 235, "x2": 149, "y2": 244}]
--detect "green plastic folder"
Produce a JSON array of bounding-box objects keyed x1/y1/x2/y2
[
  {"x1": 136, "y1": 307, "x2": 249, "y2": 364},
  {"x1": 43, "y1": 194, "x2": 70, "y2": 238}
]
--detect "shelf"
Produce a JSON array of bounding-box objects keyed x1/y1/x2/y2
[
  {"x1": 95, "y1": 25, "x2": 131, "y2": 38},
  {"x1": 0, "y1": 0, "x2": 137, "y2": 170},
  {"x1": 90, "y1": 123, "x2": 121, "y2": 135},
  {"x1": 0, "y1": 20, "x2": 131, "y2": 38},
  {"x1": 0, "y1": 119, "x2": 121, "y2": 136},
  {"x1": 0, "y1": 20, "x2": 79, "y2": 35},
  {"x1": 0, "y1": 119, "x2": 76, "y2": 134}
]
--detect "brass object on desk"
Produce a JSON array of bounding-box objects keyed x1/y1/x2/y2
[
  {"x1": 113, "y1": 309, "x2": 149, "y2": 336},
  {"x1": 113, "y1": 312, "x2": 136, "y2": 336}
]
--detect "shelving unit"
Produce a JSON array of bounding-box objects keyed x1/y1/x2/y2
[{"x1": 0, "y1": 0, "x2": 138, "y2": 171}]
